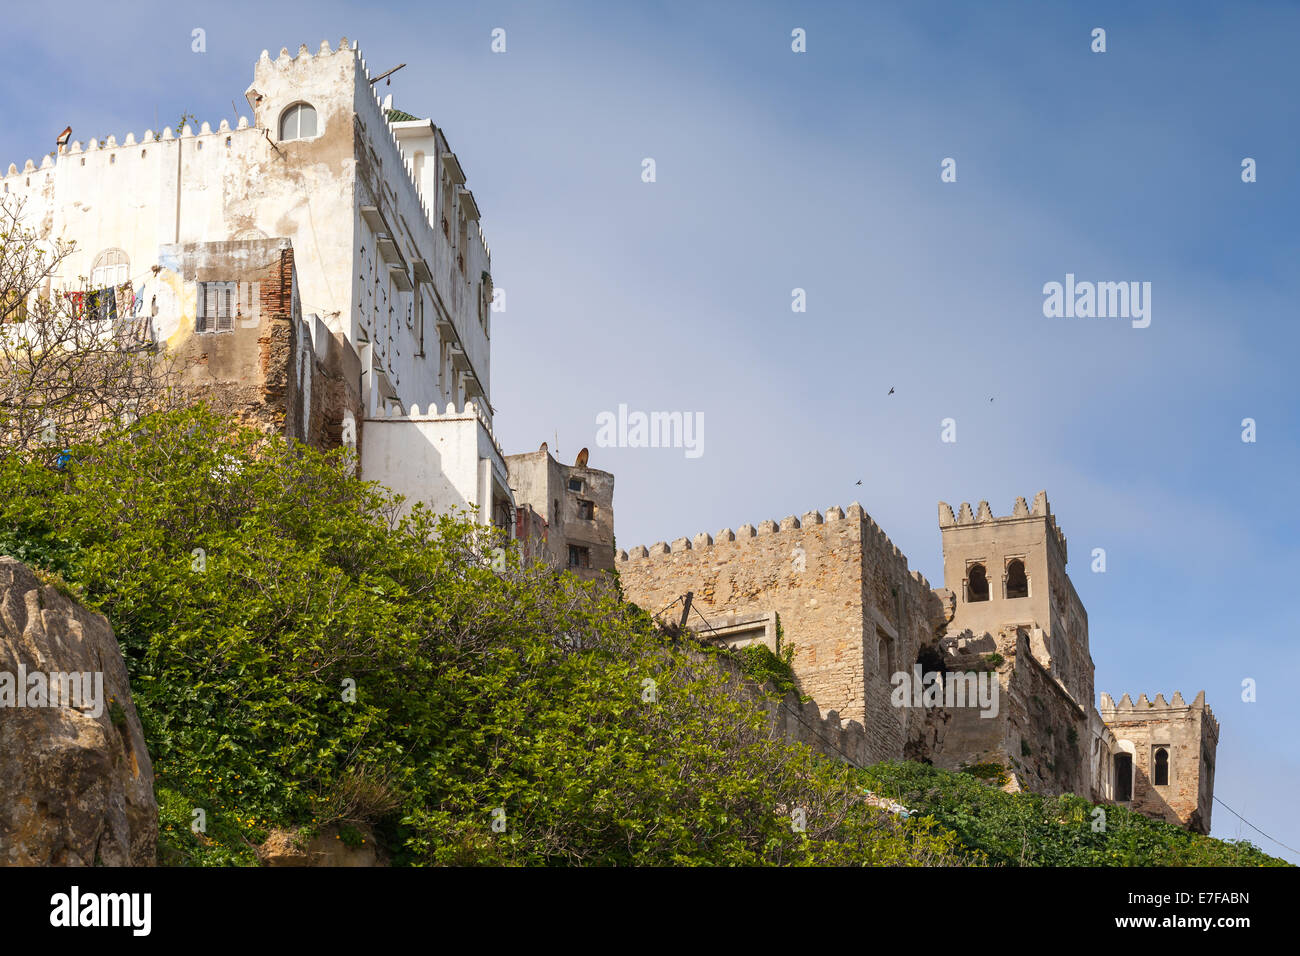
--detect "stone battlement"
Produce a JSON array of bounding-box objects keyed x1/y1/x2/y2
[
  {"x1": 617, "y1": 501, "x2": 933, "y2": 592},
  {"x1": 1100, "y1": 690, "x2": 1218, "y2": 730}
]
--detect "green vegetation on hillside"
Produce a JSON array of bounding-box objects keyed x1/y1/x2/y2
[
  {"x1": 863, "y1": 761, "x2": 1286, "y2": 866},
  {"x1": 0, "y1": 408, "x2": 965, "y2": 866},
  {"x1": 0, "y1": 408, "x2": 1284, "y2": 867}
]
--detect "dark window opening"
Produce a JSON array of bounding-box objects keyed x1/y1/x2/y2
[
  {"x1": 967, "y1": 563, "x2": 989, "y2": 602},
  {"x1": 568, "y1": 545, "x2": 590, "y2": 569},
  {"x1": 567, "y1": 477, "x2": 583, "y2": 493},
  {"x1": 577, "y1": 499, "x2": 594, "y2": 520},
  {"x1": 1115, "y1": 753, "x2": 1133, "y2": 801},
  {"x1": 1154, "y1": 747, "x2": 1170, "y2": 786},
  {"x1": 1005, "y1": 558, "x2": 1028, "y2": 599}
]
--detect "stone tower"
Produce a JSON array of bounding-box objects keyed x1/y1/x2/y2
[
  {"x1": 1098, "y1": 691, "x2": 1219, "y2": 834},
  {"x1": 938, "y1": 491, "x2": 1093, "y2": 710}
]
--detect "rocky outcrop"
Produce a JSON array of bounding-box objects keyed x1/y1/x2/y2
[{"x1": 0, "y1": 558, "x2": 157, "y2": 865}]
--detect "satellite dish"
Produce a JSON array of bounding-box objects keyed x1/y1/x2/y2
[
  {"x1": 575, "y1": 447, "x2": 589, "y2": 468},
  {"x1": 538, "y1": 441, "x2": 548, "y2": 453}
]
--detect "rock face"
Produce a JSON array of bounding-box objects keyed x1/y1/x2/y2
[{"x1": 0, "y1": 558, "x2": 157, "y2": 865}]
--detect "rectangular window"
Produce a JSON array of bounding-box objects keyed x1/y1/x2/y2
[
  {"x1": 197, "y1": 281, "x2": 237, "y2": 332},
  {"x1": 568, "y1": 545, "x2": 590, "y2": 569},
  {"x1": 567, "y1": 477, "x2": 583, "y2": 493},
  {"x1": 577, "y1": 499, "x2": 594, "y2": 520}
]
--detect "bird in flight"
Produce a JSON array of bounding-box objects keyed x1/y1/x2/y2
[
  {"x1": 855, "y1": 479, "x2": 862, "y2": 486},
  {"x1": 888, "y1": 387, "x2": 895, "y2": 395}
]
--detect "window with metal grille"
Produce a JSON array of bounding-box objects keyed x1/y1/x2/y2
[{"x1": 198, "y1": 281, "x2": 237, "y2": 332}]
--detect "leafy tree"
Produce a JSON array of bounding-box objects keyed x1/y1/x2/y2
[{"x1": 0, "y1": 199, "x2": 178, "y2": 466}]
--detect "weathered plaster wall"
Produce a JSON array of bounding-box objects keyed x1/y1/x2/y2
[{"x1": 506, "y1": 446, "x2": 616, "y2": 579}]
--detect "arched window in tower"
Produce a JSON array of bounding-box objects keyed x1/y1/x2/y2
[
  {"x1": 966, "y1": 563, "x2": 989, "y2": 602},
  {"x1": 278, "y1": 102, "x2": 318, "y2": 141},
  {"x1": 1005, "y1": 558, "x2": 1029, "y2": 599},
  {"x1": 1154, "y1": 747, "x2": 1170, "y2": 786}
]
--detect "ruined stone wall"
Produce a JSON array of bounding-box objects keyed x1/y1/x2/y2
[
  {"x1": 164, "y1": 239, "x2": 361, "y2": 451},
  {"x1": 710, "y1": 651, "x2": 876, "y2": 768},
  {"x1": 930, "y1": 627, "x2": 1089, "y2": 796},
  {"x1": 618, "y1": 504, "x2": 947, "y2": 764},
  {"x1": 1000, "y1": 629, "x2": 1089, "y2": 797},
  {"x1": 505, "y1": 447, "x2": 616, "y2": 579}
]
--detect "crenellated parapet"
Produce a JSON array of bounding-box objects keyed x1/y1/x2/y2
[
  {"x1": 1100, "y1": 689, "x2": 1218, "y2": 735},
  {"x1": 2, "y1": 117, "x2": 257, "y2": 189},
  {"x1": 616, "y1": 502, "x2": 934, "y2": 592},
  {"x1": 938, "y1": 490, "x2": 1068, "y2": 562},
  {"x1": 365, "y1": 399, "x2": 504, "y2": 460}
]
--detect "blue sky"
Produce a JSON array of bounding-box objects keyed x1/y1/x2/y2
[{"x1": 4, "y1": 0, "x2": 1297, "y2": 859}]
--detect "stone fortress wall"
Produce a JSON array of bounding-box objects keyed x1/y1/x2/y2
[{"x1": 618, "y1": 492, "x2": 1218, "y2": 832}]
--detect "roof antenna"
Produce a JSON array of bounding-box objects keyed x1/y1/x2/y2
[{"x1": 369, "y1": 63, "x2": 407, "y2": 86}]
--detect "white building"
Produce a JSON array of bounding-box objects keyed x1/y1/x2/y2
[{"x1": 1, "y1": 39, "x2": 513, "y2": 530}]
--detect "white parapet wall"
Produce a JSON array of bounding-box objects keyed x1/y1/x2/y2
[{"x1": 360, "y1": 401, "x2": 513, "y2": 529}]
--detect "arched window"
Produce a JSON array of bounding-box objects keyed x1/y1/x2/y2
[
  {"x1": 1005, "y1": 558, "x2": 1028, "y2": 599},
  {"x1": 1154, "y1": 747, "x2": 1170, "y2": 786},
  {"x1": 91, "y1": 248, "x2": 129, "y2": 288},
  {"x1": 278, "y1": 102, "x2": 318, "y2": 141},
  {"x1": 967, "y1": 563, "x2": 989, "y2": 602}
]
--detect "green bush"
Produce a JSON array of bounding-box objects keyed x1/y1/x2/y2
[{"x1": 730, "y1": 641, "x2": 801, "y2": 699}]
